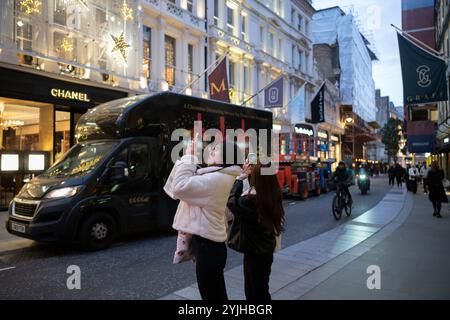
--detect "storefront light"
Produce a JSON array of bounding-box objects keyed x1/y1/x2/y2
[
  {"x1": 1, "y1": 154, "x2": 19, "y2": 172},
  {"x1": 161, "y1": 81, "x2": 169, "y2": 91},
  {"x1": 273, "y1": 124, "x2": 282, "y2": 132},
  {"x1": 445, "y1": 138, "x2": 449, "y2": 143},
  {"x1": 185, "y1": 88, "x2": 192, "y2": 96},
  {"x1": 28, "y1": 154, "x2": 45, "y2": 171}
]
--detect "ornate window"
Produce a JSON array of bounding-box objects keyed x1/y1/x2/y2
[{"x1": 165, "y1": 35, "x2": 176, "y2": 87}]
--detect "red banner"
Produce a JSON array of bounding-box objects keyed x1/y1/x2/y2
[{"x1": 208, "y1": 58, "x2": 230, "y2": 103}]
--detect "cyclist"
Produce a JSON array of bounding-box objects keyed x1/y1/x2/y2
[{"x1": 332, "y1": 161, "x2": 353, "y2": 205}]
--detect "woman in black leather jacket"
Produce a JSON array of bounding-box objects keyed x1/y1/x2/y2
[{"x1": 227, "y1": 163, "x2": 285, "y2": 301}]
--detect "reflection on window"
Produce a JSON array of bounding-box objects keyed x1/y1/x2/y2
[
  {"x1": 54, "y1": 32, "x2": 76, "y2": 61},
  {"x1": 227, "y1": 6, "x2": 235, "y2": 35},
  {"x1": 55, "y1": 111, "x2": 71, "y2": 162},
  {"x1": 229, "y1": 60, "x2": 235, "y2": 88},
  {"x1": 129, "y1": 144, "x2": 149, "y2": 179},
  {"x1": 268, "y1": 32, "x2": 274, "y2": 56},
  {"x1": 165, "y1": 35, "x2": 176, "y2": 87},
  {"x1": 187, "y1": 44, "x2": 193, "y2": 86},
  {"x1": 16, "y1": 21, "x2": 32, "y2": 51},
  {"x1": 143, "y1": 26, "x2": 152, "y2": 80},
  {"x1": 0, "y1": 103, "x2": 41, "y2": 151},
  {"x1": 241, "y1": 14, "x2": 247, "y2": 40},
  {"x1": 243, "y1": 65, "x2": 250, "y2": 95},
  {"x1": 214, "y1": 0, "x2": 219, "y2": 26},
  {"x1": 187, "y1": 0, "x2": 193, "y2": 13},
  {"x1": 54, "y1": 0, "x2": 67, "y2": 25}
]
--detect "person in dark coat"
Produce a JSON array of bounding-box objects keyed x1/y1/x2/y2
[
  {"x1": 227, "y1": 162, "x2": 285, "y2": 301},
  {"x1": 427, "y1": 161, "x2": 448, "y2": 218},
  {"x1": 388, "y1": 165, "x2": 395, "y2": 186},
  {"x1": 394, "y1": 163, "x2": 405, "y2": 188}
]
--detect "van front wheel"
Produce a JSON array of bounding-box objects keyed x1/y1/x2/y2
[{"x1": 79, "y1": 212, "x2": 117, "y2": 251}]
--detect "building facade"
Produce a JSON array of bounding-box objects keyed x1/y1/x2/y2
[
  {"x1": 207, "y1": 0, "x2": 317, "y2": 133},
  {"x1": 313, "y1": 6, "x2": 378, "y2": 163},
  {"x1": 402, "y1": 0, "x2": 437, "y2": 49},
  {"x1": 434, "y1": 0, "x2": 450, "y2": 177},
  {"x1": 0, "y1": 0, "x2": 159, "y2": 206},
  {"x1": 139, "y1": 0, "x2": 207, "y2": 96}
]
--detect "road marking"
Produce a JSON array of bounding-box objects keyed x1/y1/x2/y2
[{"x1": 0, "y1": 266, "x2": 16, "y2": 272}]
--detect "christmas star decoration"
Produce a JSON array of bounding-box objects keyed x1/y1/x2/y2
[
  {"x1": 110, "y1": 32, "x2": 130, "y2": 62},
  {"x1": 61, "y1": 37, "x2": 73, "y2": 52},
  {"x1": 19, "y1": 0, "x2": 41, "y2": 15},
  {"x1": 121, "y1": 1, "x2": 134, "y2": 21}
]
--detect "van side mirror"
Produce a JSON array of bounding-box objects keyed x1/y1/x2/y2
[{"x1": 110, "y1": 161, "x2": 129, "y2": 182}]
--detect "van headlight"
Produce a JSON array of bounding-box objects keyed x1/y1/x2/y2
[{"x1": 44, "y1": 186, "x2": 83, "y2": 199}]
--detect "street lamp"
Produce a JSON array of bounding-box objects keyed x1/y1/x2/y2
[{"x1": 345, "y1": 116, "x2": 354, "y2": 124}]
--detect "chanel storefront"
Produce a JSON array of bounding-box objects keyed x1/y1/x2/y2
[{"x1": 0, "y1": 66, "x2": 128, "y2": 208}]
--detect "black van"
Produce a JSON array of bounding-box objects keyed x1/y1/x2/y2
[{"x1": 5, "y1": 92, "x2": 272, "y2": 250}]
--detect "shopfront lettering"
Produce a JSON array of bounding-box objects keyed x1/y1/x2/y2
[
  {"x1": 51, "y1": 88, "x2": 90, "y2": 102},
  {"x1": 294, "y1": 127, "x2": 314, "y2": 136}
]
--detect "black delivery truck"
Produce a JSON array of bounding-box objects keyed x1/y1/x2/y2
[{"x1": 6, "y1": 92, "x2": 272, "y2": 250}]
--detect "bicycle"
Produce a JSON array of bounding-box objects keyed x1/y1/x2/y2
[{"x1": 332, "y1": 182, "x2": 352, "y2": 220}]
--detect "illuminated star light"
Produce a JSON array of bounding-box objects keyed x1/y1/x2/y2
[
  {"x1": 19, "y1": 0, "x2": 41, "y2": 15},
  {"x1": 61, "y1": 37, "x2": 73, "y2": 52},
  {"x1": 121, "y1": 1, "x2": 134, "y2": 21},
  {"x1": 111, "y1": 32, "x2": 131, "y2": 62}
]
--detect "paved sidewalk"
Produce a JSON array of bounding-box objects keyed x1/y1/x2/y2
[
  {"x1": 299, "y1": 191, "x2": 450, "y2": 299},
  {"x1": 161, "y1": 186, "x2": 422, "y2": 300}
]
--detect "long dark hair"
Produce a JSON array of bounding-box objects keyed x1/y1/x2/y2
[{"x1": 250, "y1": 164, "x2": 285, "y2": 235}]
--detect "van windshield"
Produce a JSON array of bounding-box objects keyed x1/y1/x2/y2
[{"x1": 42, "y1": 141, "x2": 118, "y2": 178}]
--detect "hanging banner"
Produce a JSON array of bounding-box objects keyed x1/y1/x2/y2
[
  {"x1": 264, "y1": 77, "x2": 284, "y2": 108},
  {"x1": 289, "y1": 85, "x2": 306, "y2": 124},
  {"x1": 397, "y1": 32, "x2": 448, "y2": 104},
  {"x1": 310, "y1": 83, "x2": 325, "y2": 123},
  {"x1": 208, "y1": 58, "x2": 230, "y2": 103},
  {"x1": 407, "y1": 120, "x2": 437, "y2": 153}
]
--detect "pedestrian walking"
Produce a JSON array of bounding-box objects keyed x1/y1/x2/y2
[
  {"x1": 164, "y1": 136, "x2": 242, "y2": 302},
  {"x1": 420, "y1": 162, "x2": 429, "y2": 194},
  {"x1": 395, "y1": 163, "x2": 404, "y2": 188},
  {"x1": 408, "y1": 164, "x2": 419, "y2": 194},
  {"x1": 388, "y1": 165, "x2": 395, "y2": 186},
  {"x1": 227, "y1": 162, "x2": 285, "y2": 301},
  {"x1": 427, "y1": 161, "x2": 448, "y2": 218}
]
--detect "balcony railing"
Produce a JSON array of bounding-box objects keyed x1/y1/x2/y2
[
  {"x1": 143, "y1": 0, "x2": 206, "y2": 33},
  {"x1": 208, "y1": 25, "x2": 255, "y2": 55}
]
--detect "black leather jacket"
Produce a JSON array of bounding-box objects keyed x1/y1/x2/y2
[{"x1": 227, "y1": 180, "x2": 276, "y2": 256}]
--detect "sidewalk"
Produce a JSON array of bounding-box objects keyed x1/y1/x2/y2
[
  {"x1": 161, "y1": 186, "x2": 450, "y2": 300},
  {"x1": 299, "y1": 191, "x2": 450, "y2": 299}
]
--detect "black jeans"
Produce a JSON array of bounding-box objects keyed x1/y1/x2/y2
[
  {"x1": 389, "y1": 176, "x2": 395, "y2": 186},
  {"x1": 423, "y1": 178, "x2": 428, "y2": 193},
  {"x1": 191, "y1": 235, "x2": 228, "y2": 302},
  {"x1": 243, "y1": 252, "x2": 273, "y2": 301},
  {"x1": 396, "y1": 176, "x2": 403, "y2": 187}
]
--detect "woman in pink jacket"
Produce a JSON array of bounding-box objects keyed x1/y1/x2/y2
[{"x1": 167, "y1": 138, "x2": 242, "y2": 301}]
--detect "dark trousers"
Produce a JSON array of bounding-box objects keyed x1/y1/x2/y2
[
  {"x1": 243, "y1": 252, "x2": 273, "y2": 301},
  {"x1": 389, "y1": 176, "x2": 395, "y2": 186},
  {"x1": 423, "y1": 178, "x2": 428, "y2": 193},
  {"x1": 396, "y1": 176, "x2": 402, "y2": 187},
  {"x1": 191, "y1": 235, "x2": 228, "y2": 302}
]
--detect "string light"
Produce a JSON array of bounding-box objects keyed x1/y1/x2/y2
[
  {"x1": 19, "y1": 0, "x2": 41, "y2": 15},
  {"x1": 111, "y1": 32, "x2": 130, "y2": 62},
  {"x1": 121, "y1": 0, "x2": 134, "y2": 21}
]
